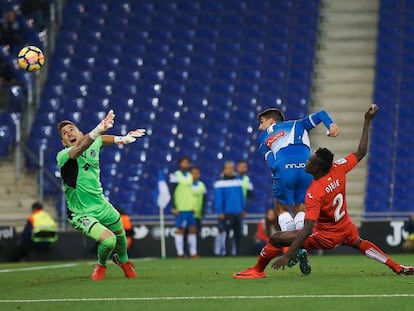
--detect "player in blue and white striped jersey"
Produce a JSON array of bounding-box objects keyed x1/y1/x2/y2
[{"x1": 257, "y1": 108, "x2": 340, "y2": 232}]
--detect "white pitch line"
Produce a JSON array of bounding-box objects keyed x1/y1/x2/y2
[
  {"x1": 1, "y1": 294, "x2": 414, "y2": 303},
  {"x1": 0, "y1": 263, "x2": 78, "y2": 273}
]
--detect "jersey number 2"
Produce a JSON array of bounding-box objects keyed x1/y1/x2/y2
[{"x1": 333, "y1": 193, "x2": 345, "y2": 222}]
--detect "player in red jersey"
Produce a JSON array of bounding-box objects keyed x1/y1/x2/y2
[{"x1": 234, "y1": 104, "x2": 414, "y2": 278}]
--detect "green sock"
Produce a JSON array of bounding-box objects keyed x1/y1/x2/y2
[
  {"x1": 114, "y1": 231, "x2": 129, "y2": 263},
  {"x1": 88, "y1": 223, "x2": 117, "y2": 266},
  {"x1": 97, "y1": 243, "x2": 113, "y2": 266}
]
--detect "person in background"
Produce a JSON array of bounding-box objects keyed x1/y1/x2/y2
[
  {"x1": 214, "y1": 161, "x2": 245, "y2": 256},
  {"x1": 169, "y1": 156, "x2": 199, "y2": 258},
  {"x1": 255, "y1": 208, "x2": 278, "y2": 252},
  {"x1": 235, "y1": 160, "x2": 254, "y2": 254},
  {"x1": 118, "y1": 208, "x2": 133, "y2": 251},
  {"x1": 236, "y1": 160, "x2": 254, "y2": 209},
  {"x1": 191, "y1": 165, "x2": 207, "y2": 254},
  {"x1": 0, "y1": 8, "x2": 25, "y2": 49},
  {"x1": 0, "y1": 54, "x2": 19, "y2": 86},
  {"x1": 12, "y1": 201, "x2": 58, "y2": 261},
  {"x1": 0, "y1": 54, "x2": 19, "y2": 111},
  {"x1": 402, "y1": 213, "x2": 414, "y2": 253},
  {"x1": 20, "y1": 0, "x2": 50, "y2": 30}
]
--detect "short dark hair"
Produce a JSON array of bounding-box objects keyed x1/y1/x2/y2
[
  {"x1": 190, "y1": 165, "x2": 200, "y2": 171},
  {"x1": 178, "y1": 155, "x2": 191, "y2": 165},
  {"x1": 257, "y1": 108, "x2": 285, "y2": 122},
  {"x1": 31, "y1": 201, "x2": 43, "y2": 210},
  {"x1": 57, "y1": 120, "x2": 77, "y2": 135},
  {"x1": 315, "y1": 148, "x2": 334, "y2": 173}
]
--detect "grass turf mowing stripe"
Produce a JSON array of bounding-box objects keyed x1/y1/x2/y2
[
  {"x1": 1, "y1": 294, "x2": 414, "y2": 303},
  {"x1": 0, "y1": 263, "x2": 78, "y2": 273}
]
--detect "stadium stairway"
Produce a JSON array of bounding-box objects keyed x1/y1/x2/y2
[
  {"x1": 310, "y1": 0, "x2": 380, "y2": 225},
  {"x1": 0, "y1": 154, "x2": 57, "y2": 232}
]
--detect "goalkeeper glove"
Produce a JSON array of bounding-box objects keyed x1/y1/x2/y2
[
  {"x1": 89, "y1": 110, "x2": 115, "y2": 140},
  {"x1": 114, "y1": 129, "x2": 146, "y2": 145}
]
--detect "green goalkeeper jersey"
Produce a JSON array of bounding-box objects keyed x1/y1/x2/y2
[{"x1": 56, "y1": 137, "x2": 109, "y2": 215}]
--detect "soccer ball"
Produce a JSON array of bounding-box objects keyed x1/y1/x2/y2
[{"x1": 17, "y1": 46, "x2": 45, "y2": 72}]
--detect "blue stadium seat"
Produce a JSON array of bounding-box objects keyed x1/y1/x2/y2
[
  {"x1": 56, "y1": 30, "x2": 79, "y2": 44},
  {"x1": 214, "y1": 54, "x2": 238, "y2": 67},
  {"x1": 60, "y1": 111, "x2": 82, "y2": 124},
  {"x1": 239, "y1": 53, "x2": 262, "y2": 67},
  {"x1": 193, "y1": 40, "x2": 217, "y2": 54},
  {"x1": 216, "y1": 39, "x2": 241, "y2": 53},
  {"x1": 209, "y1": 81, "x2": 235, "y2": 94},
  {"x1": 177, "y1": 1, "x2": 200, "y2": 13},
  {"x1": 8, "y1": 86, "x2": 26, "y2": 112},
  {"x1": 238, "y1": 68, "x2": 261, "y2": 80},
  {"x1": 34, "y1": 112, "x2": 58, "y2": 126},
  {"x1": 0, "y1": 125, "x2": 14, "y2": 156},
  {"x1": 175, "y1": 15, "x2": 198, "y2": 28},
  {"x1": 195, "y1": 27, "x2": 219, "y2": 41},
  {"x1": 70, "y1": 56, "x2": 96, "y2": 71},
  {"x1": 39, "y1": 97, "x2": 62, "y2": 113},
  {"x1": 235, "y1": 79, "x2": 259, "y2": 95}
]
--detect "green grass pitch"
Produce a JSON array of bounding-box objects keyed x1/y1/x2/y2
[{"x1": 1, "y1": 254, "x2": 414, "y2": 311}]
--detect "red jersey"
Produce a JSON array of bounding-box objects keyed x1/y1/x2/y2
[{"x1": 305, "y1": 153, "x2": 359, "y2": 233}]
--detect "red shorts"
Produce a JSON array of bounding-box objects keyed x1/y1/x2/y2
[{"x1": 303, "y1": 222, "x2": 360, "y2": 252}]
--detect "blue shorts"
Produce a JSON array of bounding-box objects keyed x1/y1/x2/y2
[
  {"x1": 175, "y1": 211, "x2": 196, "y2": 229},
  {"x1": 272, "y1": 145, "x2": 313, "y2": 206}
]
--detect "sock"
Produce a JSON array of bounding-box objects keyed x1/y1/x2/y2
[
  {"x1": 214, "y1": 234, "x2": 221, "y2": 255},
  {"x1": 114, "y1": 231, "x2": 128, "y2": 263},
  {"x1": 175, "y1": 233, "x2": 184, "y2": 256},
  {"x1": 231, "y1": 239, "x2": 236, "y2": 256},
  {"x1": 219, "y1": 232, "x2": 226, "y2": 255},
  {"x1": 214, "y1": 232, "x2": 226, "y2": 256},
  {"x1": 88, "y1": 222, "x2": 116, "y2": 266},
  {"x1": 187, "y1": 233, "x2": 197, "y2": 256},
  {"x1": 254, "y1": 241, "x2": 282, "y2": 272},
  {"x1": 358, "y1": 239, "x2": 400, "y2": 273},
  {"x1": 294, "y1": 211, "x2": 305, "y2": 230},
  {"x1": 278, "y1": 212, "x2": 295, "y2": 231},
  {"x1": 97, "y1": 235, "x2": 116, "y2": 266}
]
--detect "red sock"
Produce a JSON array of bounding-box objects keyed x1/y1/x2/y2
[
  {"x1": 358, "y1": 240, "x2": 400, "y2": 273},
  {"x1": 254, "y1": 242, "x2": 282, "y2": 272}
]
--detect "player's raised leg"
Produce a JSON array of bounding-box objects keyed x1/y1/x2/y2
[
  {"x1": 88, "y1": 224, "x2": 117, "y2": 281},
  {"x1": 356, "y1": 238, "x2": 414, "y2": 275}
]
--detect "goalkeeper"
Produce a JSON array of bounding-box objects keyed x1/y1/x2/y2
[{"x1": 56, "y1": 110, "x2": 145, "y2": 280}]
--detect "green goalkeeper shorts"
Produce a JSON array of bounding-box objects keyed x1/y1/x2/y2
[{"x1": 69, "y1": 203, "x2": 122, "y2": 234}]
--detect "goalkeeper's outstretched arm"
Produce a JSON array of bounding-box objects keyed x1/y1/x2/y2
[{"x1": 102, "y1": 129, "x2": 146, "y2": 146}]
